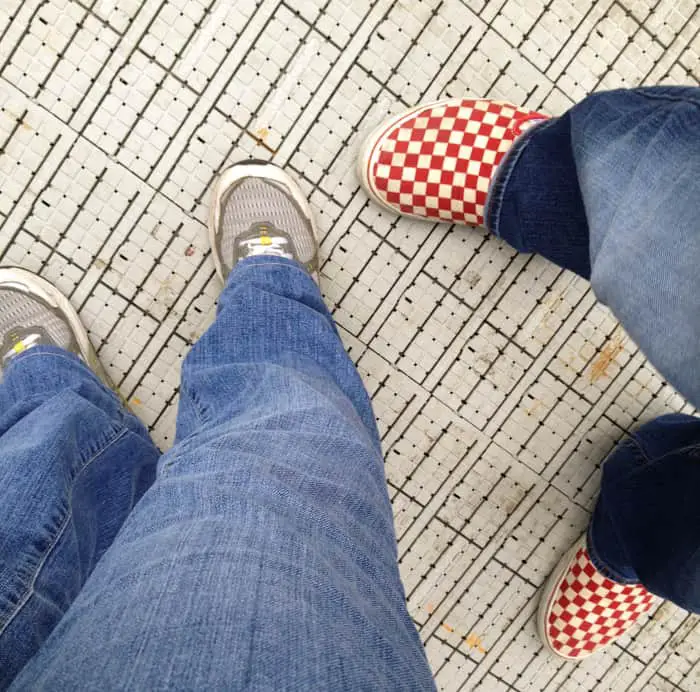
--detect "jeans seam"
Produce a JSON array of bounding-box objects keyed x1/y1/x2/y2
[
  {"x1": 618, "y1": 434, "x2": 652, "y2": 464},
  {"x1": 646, "y1": 441, "x2": 700, "y2": 464},
  {"x1": 181, "y1": 380, "x2": 208, "y2": 429},
  {"x1": 0, "y1": 426, "x2": 130, "y2": 637},
  {"x1": 627, "y1": 88, "x2": 700, "y2": 109},
  {"x1": 589, "y1": 438, "x2": 648, "y2": 584},
  {"x1": 626, "y1": 434, "x2": 700, "y2": 466},
  {"x1": 673, "y1": 541, "x2": 700, "y2": 613}
]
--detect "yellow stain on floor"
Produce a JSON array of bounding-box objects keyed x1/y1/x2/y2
[
  {"x1": 589, "y1": 329, "x2": 626, "y2": 383},
  {"x1": 463, "y1": 633, "x2": 487, "y2": 654},
  {"x1": 436, "y1": 618, "x2": 488, "y2": 654}
]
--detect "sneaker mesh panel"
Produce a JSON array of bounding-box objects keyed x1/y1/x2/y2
[
  {"x1": 220, "y1": 178, "x2": 316, "y2": 272},
  {"x1": 0, "y1": 289, "x2": 73, "y2": 350}
]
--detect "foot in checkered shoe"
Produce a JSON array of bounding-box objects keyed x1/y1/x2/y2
[
  {"x1": 358, "y1": 98, "x2": 548, "y2": 227},
  {"x1": 537, "y1": 535, "x2": 655, "y2": 660}
]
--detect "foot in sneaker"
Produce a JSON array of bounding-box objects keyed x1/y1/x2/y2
[
  {"x1": 0, "y1": 267, "x2": 109, "y2": 385},
  {"x1": 209, "y1": 161, "x2": 319, "y2": 282},
  {"x1": 537, "y1": 534, "x2": 655, "y2": 659},
  {"x1": 358, "y1": 98, "x2": 548, "y2": 227}
]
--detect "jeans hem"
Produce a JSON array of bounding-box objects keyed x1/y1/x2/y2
[
  {"x1": 485, "y1": 117, "x2": 556, "y2": 238},
  {"x1": 232, "y1": 255, "x2": 316, "y2": 281},
  {"x1": 586, "y1": 523, "x2": 640, "y2": 585},
  {"x1": 5, "y1": 346, "x2": 114, "y2": 394}
]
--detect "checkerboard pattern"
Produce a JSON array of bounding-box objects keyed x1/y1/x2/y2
[
  {"x1": 544, "y1": 541, "x2": 655, "y2": 659},
  {"x1": 363, "y1": 99, "x2": 547, "y2": 226}
]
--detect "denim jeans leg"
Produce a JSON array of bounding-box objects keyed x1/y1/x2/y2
[
  {"x1": 488, "y1": 86, "x2": 700, "y2": 406},
  {"x1": 0, "y1": 347, "x2": 159, "y2": 689},
  {"x1": 11, "y1": 257, "x2": 434, "y2": 691},
  {"x1": 588, "y1": 414, "x2": 700, "y2": 613},
  {"x1": 488, "y1": 87, "x2": 700, "y2": 612}
]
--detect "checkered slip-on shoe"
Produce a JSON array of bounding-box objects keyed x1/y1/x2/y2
[
  {"x1": 537, "y1": 535, "x2": 655, "y2": 659},
  {"x1": 358, "y1": 98, "x2": 548, "y2": 227},
  {"x1": 0, "y1": 267, "x2": 110, "y2": 386}
]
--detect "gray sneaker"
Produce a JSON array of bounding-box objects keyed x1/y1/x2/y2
[
  {"x1": 0, "y1": 267, "x2": 109, "y2": 385},
  {"x1": 208, "y1": 161, "x2": 319, "y2": 282}
]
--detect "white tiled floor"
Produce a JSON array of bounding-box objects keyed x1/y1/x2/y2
[{"x1": 1, "y1": 0, "x2": 699, "y2": 689}]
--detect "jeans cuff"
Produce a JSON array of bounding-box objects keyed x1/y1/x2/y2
[
  {"x1": 586, "y1": 522, "x2": 640, "y2": 585},
  {"x1": 485, "y1": 117, "x2": 555, "y2": 238},
  {"x1": 230, "y1": 254, "x2": 315, "y2": 279},
  {"x1": 5, "y1": 344, "x2": 92, "y2": 378}
]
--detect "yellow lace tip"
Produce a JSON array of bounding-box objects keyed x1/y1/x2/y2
[
  {"x1": 12, "y1": 342, "x2": 26, "y2": 354},
  {"x1": 260, "y1": 235, "x2": 272, "y2": 246}
]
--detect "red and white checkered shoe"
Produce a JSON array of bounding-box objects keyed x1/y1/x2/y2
[
  {"x1": 358, "y1": 98, "x2": 548, "y2": 227},
  {"x1": 537, "y1": 535, "x2": 655, "y2": 659}
]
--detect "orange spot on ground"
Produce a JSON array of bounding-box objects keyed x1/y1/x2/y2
[
  {"x1": 463, "y1": 632, "x2": 486, "y2": 653},
  {"x1": 131, "y1": 397, "x2": 142, "y2": 405},
  {"x1": 441, "y1": 622, "x2": 455, "y2": 633},
  {"x1": 426, "y1": 603, "x2": 435, "y2": 615},
  {"x1": 589, "y1": 331, "x2": 626, "y2": 383}
]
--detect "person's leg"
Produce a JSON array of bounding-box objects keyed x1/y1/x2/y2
[
  {"x1": 359, "y1": 88, "x2": 700, "y2": 657},
  {"x1": 360, "y1": 87, "x2": 700, "y2": 404},
  {"x1": 587, "y1": 413, "x2": 700, "y2": 608},
  {"x1": 0, "y1": 270, "x2": 159, "y2": 687},
  {"x1": 488, "y1": 86, "x2": 700, "y2": 406},
  {"x1": 537, "y1": 413, "x2": 700, "y2": 659},
  {"x1": 483, "y1": 89, "x2": 700, "y2": 654},
  {"x1": 494, "y1": 90, "x2": 700, "y2": 658},
  {"x1": 11, "y1": 164, "x2": 434, "y2": 690}
]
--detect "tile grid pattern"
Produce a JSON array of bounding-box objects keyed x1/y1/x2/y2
[{"x1": 1, "y1": 0, "x2": 699, "y2": 689}]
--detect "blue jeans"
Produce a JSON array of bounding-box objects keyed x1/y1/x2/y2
[
  {"x1": 488, "y1": 86, "x2": 700, "y2": 613},
  {"x1": 2, "y1": 87, "x2": 700, "y2": 688},
  {"x1": 488, "y1": 85, "x2": 700, "y2": 407},
  {"x1": 2, "y1": 257, "x2": 434, "y2": 690}
]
